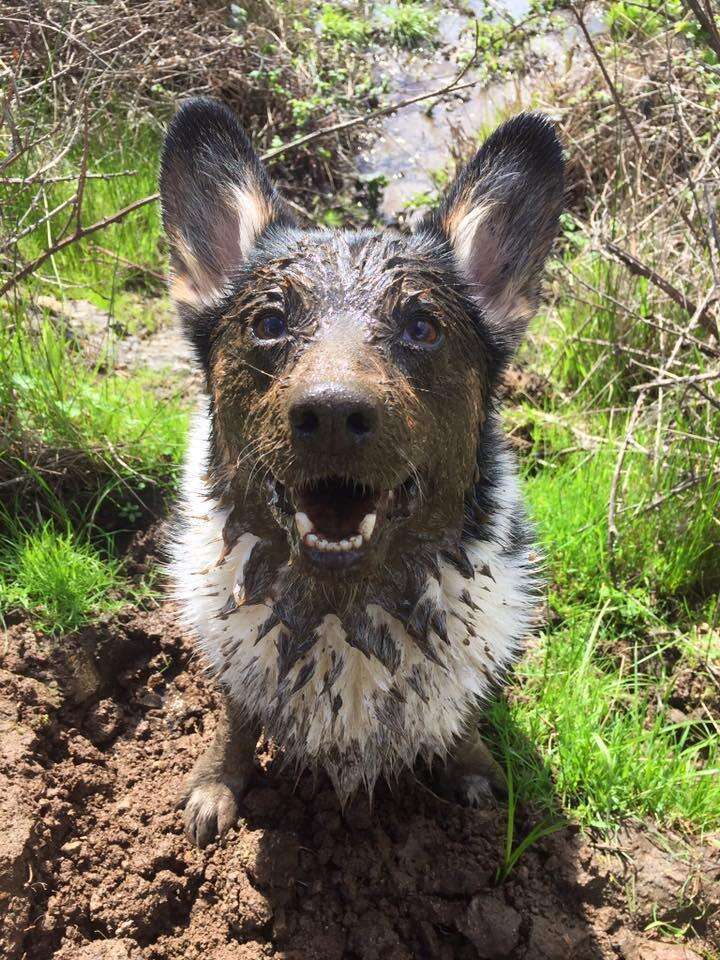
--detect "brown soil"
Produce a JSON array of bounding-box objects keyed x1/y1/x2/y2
[{"x1": 2, "y1": 602, "x2": 718, "y2": 960}]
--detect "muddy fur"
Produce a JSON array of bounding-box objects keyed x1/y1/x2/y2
[{"x1": 161, "y1": 99, "x2": 563, "y2": 809}]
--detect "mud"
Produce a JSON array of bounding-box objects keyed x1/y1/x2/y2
[{"x1": 2, "y1": 601, "x2": 718, "y2": 960}]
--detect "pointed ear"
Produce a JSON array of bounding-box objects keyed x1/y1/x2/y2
[
  {"x1": 425, "y1": 112, "x2": 564, "y2": 344},
  {"x1": 159, "y1": 98, "x2": 292, "y2": 310}
]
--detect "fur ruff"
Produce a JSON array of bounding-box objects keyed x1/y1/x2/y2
[{"x1": 169, "y1": 401, "x2": 539, "y2": 801}]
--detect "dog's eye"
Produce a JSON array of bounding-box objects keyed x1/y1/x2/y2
[
  {"x1": 253, "y1": 311, "x2": 287, "y2": 341},
  {"x1": 403, "y1": 315, "x2": 441, "y2": 347}
]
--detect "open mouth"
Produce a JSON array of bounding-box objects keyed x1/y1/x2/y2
[{"x1": 267, "y1": 474, "x2": 419, "y2": 569}]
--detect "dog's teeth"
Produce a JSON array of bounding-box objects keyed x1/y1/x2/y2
[
  {"x1": 295, "y1": 511, "x2": 314, "y2": 537},
  {"x1": 359, "y1": 513, "x2": 376, "y2": 541},
  {"x1": 305, "y1": 533, "x2": 365, "y2": 554}
]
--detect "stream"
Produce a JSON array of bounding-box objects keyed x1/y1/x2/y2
[{"x1": 356, "y1": 1, "x2": 606, "y2": 223}]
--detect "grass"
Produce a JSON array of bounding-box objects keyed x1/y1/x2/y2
[
  {"x1": 1, "y1": 110, "x2": 188, "y2": 630},
  {"x1": 491, "y1": 588, "x2": 720, "y2": 831},
  {"x1": 0, "y1": 522, "x2": 130, "y2": 634},
  {"x1": 0, "y1": 310, "x2": 189, "y2": 524},
  {"x1": 319, "y1": 1, "x2": 438, "y2": 50},
  {"x1": 485, "y1": 437, "x2": 720, "y2": 833},
  {"x1": 607, "y1": 0, "x2": 684, "y2": 39},
  {"x1": 1, "y1": 121, "x2": 164, "y2": 308},
  {"x1": 484, "y1": 237, "x2": 720, "y2": 833},
  {"x1": 380, "y1": 1, "x2": 438, "y2": 47},
  {"x1": 0, "y1": 306, "x2": 187, "y2": 630},
  {"x1": 319, "y1": 4, "x2": 373, "y2": 45}
]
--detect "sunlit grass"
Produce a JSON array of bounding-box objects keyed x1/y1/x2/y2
[
  {"x1": 1, "y1": 120, "x2": 163, "y2": 307},
  {"x1": 486, "y1": 453, "x2": 720, "y2": 830},
  {"x1": 380, "y1": 1, "x2": 438, "y2": 47},
  {"x1": 489, "y1": 594, "x2": 720, "y2": 830},
  {"x1": 320, "y1": 4, "x2": 373, "y2": 44},
  {"x1": 0, "y1": 522, "x2": 128, "y2": 633},
  {"x1": 0, "y1": 305, "x2": 189, "y2": 526},
  {"x1": 486, "y1": 256, "x2": 720, "y2": 831}
]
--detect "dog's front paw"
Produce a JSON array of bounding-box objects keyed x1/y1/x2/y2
[
  {"x1": 433, "y1": 729, "x2": 508, "y2": 808},
  {"x1": 183, "y1": 782, "x2": 239, "y2": 848},
  {"x1": 453, "y1": 772, "x2": 497, "y2": 808}
]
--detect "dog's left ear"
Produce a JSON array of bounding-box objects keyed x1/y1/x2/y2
[
  {"x1": 423, "y1": 112, "x2": 564, "y2": 344},
  {"x1": 160, "y1": 98, "x2": 292, "y2": 311}
]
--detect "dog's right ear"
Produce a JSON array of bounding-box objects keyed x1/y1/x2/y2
[{"x1": 160, "y1": 98, "x2": 292, "y2": 311}]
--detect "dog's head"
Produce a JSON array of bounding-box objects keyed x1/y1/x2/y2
[{"x1": 160, "y1": 99, "x2": 563, "y2": 599}]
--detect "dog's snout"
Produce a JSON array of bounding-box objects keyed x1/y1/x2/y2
[{"x1": 289, "y1": 385, "x2": 380, "y2": 450}]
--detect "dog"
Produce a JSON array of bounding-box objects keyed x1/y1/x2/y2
[{"x1": 160, "y1": 99, "x2": 563, "y2": 847}]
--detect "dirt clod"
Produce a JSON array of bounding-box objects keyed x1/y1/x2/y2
[{"x1": 459, "y1": 894, "x2": 521, "y2": 957}]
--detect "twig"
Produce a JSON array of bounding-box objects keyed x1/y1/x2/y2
[
  {"x1": 0, "y1": 193, "x2": 158, "y2": 297},
  {"x1": 75, "y1": 102, "x2": 90, "y2": 235},
  {"x1": 617, "y1": 470, "x2": 720, "y2": 519},
  {"x1": 87, "y1": 244, "x2": 167, "y2": 283},
  {"x1": 607, "y1": 393, "x2": 645, "y2": 584},
  {"x1": 0, "y1": 170, "x2": 137, "y2": 185},
  {"x1": 570, "y1": 3, "x2": 643, "y2": 153},
  {"x1": 0, "y1": 193, "x2": 76, "y2": 252},
  {"x1": 602, "y1": 238, "x2": 718, "y2": 337},
  {"x1": 262, "y1": 79, "x2": 478, "y2": 162},
  {"x1": 260, "y1": 50, "x2": 480, "y2": 162},
  {"x1": 630, "y1": 369, "x2": 720, "y2": 391},
  {"x1": 680, "y1": 0, "x2": 720, "y2": 60}
]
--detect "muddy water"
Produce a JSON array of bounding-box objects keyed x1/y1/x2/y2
[{"x1": 357, "y1": 1, "x2": 606, "y2": 223}]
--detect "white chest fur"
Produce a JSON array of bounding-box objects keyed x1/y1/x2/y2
[{"x1": 169, "y1": 403, "x2": 538, "y2": 797}]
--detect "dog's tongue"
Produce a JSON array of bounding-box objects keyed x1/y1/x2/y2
[{"x1": 296, "y1": 478, "x2": 377, "y2": 539}]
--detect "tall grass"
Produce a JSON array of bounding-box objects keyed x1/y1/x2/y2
[
  {"x1": 380, "y1": 1, "x2": 438, "y2": 47},
  {"x1": 486, "y1": 423, "x2": 720, "y2": 831},
  {"x1": 0, "y1": 311, "x2": 189, "y2": 526},
  {"x1": 490, "y1": 600, "x2": 720, "y2": 830}
]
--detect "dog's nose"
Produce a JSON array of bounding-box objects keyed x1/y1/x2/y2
[{"x1": 289, "y1": 384, "x2": 380, "y2": 450}]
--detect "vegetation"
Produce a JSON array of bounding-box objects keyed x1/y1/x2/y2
[
  {"x1": 0, "y1": 522, "x2": 132, "y2": 634},
  {"x1": 1, "y1": 0, "x2": 718, "y2": 850},
  {"x1": 483, "y1": 3, "x2": 720, "y2": 832},
  {"x1": 380, "y1": 1, "x2": 439, "y2": 47}
]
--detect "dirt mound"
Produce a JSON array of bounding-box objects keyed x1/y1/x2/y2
[{"x1": 1, "y1": 605, "x2": 718, "y2": 959}]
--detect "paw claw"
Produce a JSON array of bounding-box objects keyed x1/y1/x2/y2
[{"x1": 183, "y1": 782, "x2": 238, "y2": 848}]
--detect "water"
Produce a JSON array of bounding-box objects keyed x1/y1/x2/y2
[{"x1": 356, "y1": 1, "x2": 606, "y2": 223}]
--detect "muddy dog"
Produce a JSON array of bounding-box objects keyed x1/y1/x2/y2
[{"x1": 160, "y1": 99, "x2": 563, "y2": 847}]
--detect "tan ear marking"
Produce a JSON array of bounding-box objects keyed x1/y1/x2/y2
[
  {"x1": 228, "y1": 181, "x2": 274, "y2": 259},
  {"x1": 445, "y1": 199, "x2": 496, "y2": 280},
  {"x1": 169, "y1": 232, "x2": 224, "y2": 308},
  {"x1": 441, "y1": 196, "x2": 471, "y2": 240}
]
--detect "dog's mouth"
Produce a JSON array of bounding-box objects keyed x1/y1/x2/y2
[{"x1": 267, "y1": 474, "x2": 420, "y2": 570}]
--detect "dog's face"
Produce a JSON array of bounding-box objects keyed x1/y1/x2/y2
[{"x1": 161, "y1": 100, "x2": 563, "y2": 597}]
